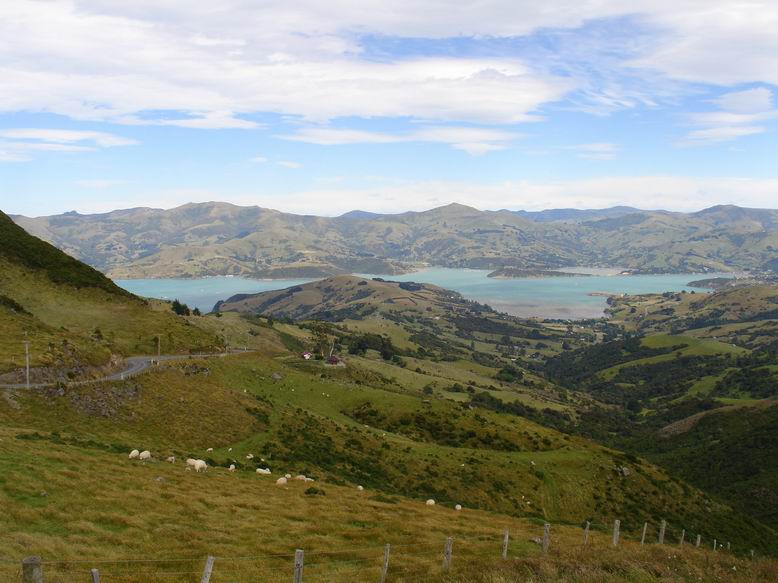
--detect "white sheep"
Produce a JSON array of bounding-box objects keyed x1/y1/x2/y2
[
  {"x1": 455, "y1": 504, "x2": 462, "y2": 511},
  {"x1": 228, "y1": 464, "x2": 236, "y2": 472},
  {"x1": 186, "y1": 458, "x2": 207, "y2": 472},
  {"x1": 246, "y1": 453, "x2": 254, "y2": 460},
  {"x1": 128, "y1": 449, "x2": 140, "y2": 460},
  {"x1": 139, "y1": 450, "x2": 151, "y2": 461},
  {"x1": 357, "y1": 485, "x2": 364, "y2": 492},
  {"x1": 276, "y1": 477, "x2": 288, "y2": 486},
  {"x1": 256, "y1": 468, "x2": 271, "y2": 475},
  {"x1": 285, "y1": 473, "x2": 292, "y2": 479},
  {"x1": 426, "y1": 499, "x2": 436, "y2": 506},
  {"x1": 304, "y1": 478, "x2": 314, "y2": 482},
  {"x1": 294, "y1": 475, "x2": 307, "y2": 481},
  {"x1": 166, "y1": 456, "x2": 176, "y2": 463},
  {"x1": 206, "y1": 447, "x2": 213, "y2": 452}
]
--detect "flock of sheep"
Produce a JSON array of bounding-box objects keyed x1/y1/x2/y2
[{"x1": 128, "y1": 449, "x2": 463, "y2": 510}]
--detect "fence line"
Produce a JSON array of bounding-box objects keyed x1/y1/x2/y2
[{"x1": 16, "y1": 519, "x2": 755, "y2": 582}]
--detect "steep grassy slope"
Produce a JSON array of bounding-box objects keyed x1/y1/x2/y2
[
  {"x1": 546, "y1": 285, "x2": 778, "y2": 532},
  {"x1": 14, "y1": 202, "x2": 778, "y2": 278},
  {"x1": 0, "y1": 211, "x2": 221, "y2": 373}
]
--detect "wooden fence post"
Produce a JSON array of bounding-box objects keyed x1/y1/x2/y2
[
  {"x1": 713, "y1": 539, "x2": 717, "y2": 550},
  {"x1": 542, "y1": 523, "x2": 551, "y2": 554},
  {"x1": 583, "y1": 521, "x2": 590, "y2": 545},
  {"x1": 750, "y1": 550, "x2": 755, "y2": 559},
  {"x1": 658, "y1": 520, "x2": 666, "y2": 544},
  {"x1": 294, "y1": 549, "x2": 304, "y2": 583},
  {"x1": 91, "y1": 568, "x2": 100, "y2": 583},
  {"x1": 727, "y1": 542, "x2": 731, "y2": 551},
  {"x1": 200, "y1": 555, "x2": 215, "y2": 583},
  {"x1": 501, "y1": 529, "x2": 509, "y2": 559},
  {"x1": 696, "y1": 534, "x2": 701, "y2": 548},
  {"x1": 380, "y1": 544, "x2": 391, "y2": 583},
  {"x1": 442, "y1": 537, "x2": 453, "y2": 572},
  {"x1": 612, "y1": 520, "x2": 620, "y2": 547},
  {"x1": 679, "y1": 529, "x2": 685, "y2": 546},
  {"x1": 21, "y1": 557, "x2": 43, "y2": 583},
  {"x1": 641, "y1": 522, "x2": 648, "y2": 545}
]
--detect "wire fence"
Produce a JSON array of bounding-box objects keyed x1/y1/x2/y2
[{"x1": 10, "y1": 520, "x2": 756, "y2": 583}]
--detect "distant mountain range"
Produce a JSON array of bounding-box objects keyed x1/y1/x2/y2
[{"x1": 11, "y1": 202, "x2": 778, "y2": 278}]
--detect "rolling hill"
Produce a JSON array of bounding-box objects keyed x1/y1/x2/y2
[
  {"x1": 13, "y1": 202, "x2": 778, "y2": 278},
  {"x1": 0, "y1": 210, "x2": 221, "y2": 380}
]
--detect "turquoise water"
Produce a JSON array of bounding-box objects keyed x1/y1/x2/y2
[{"x1": 116, "y1": 268, "x2": 727, "y2": 319}]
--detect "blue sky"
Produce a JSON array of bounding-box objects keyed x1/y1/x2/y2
[{"x1": 1, "y1": 1, "x2": 777, "y2": 217}]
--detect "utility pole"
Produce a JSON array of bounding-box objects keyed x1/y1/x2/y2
[{"x1": 23, "y1": 339, "x2": 30, "y2": 389}]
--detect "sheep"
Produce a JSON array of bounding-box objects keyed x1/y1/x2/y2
[
  {"x1": 304, "y1": 478, "x2": 315, "y2": 482},
  {"x1": 166, "y1": 456, "x2": 176, "y2": 463},
  {"x1": 206, "y1": 447, "x2": 213, "y2": 452},
  {"x1": 228, "y1": 447, "x2": 233, "y2": 452},
  {"x1": 455, "y1": 504, "x2": 462, "y2": 511},
  {"x1": 186, "y1": 458, "x2": 207, "y2": 472},
  {"x1": 139, "y1": 450, "x2": 152, "y2": 461},
  {"x1": 256, "y1": 468, "x2": 271, "y2": 475},
  {"x1": 228, "y1": 464, "x2": 236, "y2": 472},
  {"x1": 294, "y1": 475, "x2": 307, "y2": 482},
  {"x1": 357, "y1": 485, "x2": 364, "y2": 492},
  {"x1": 246, "y1": 454, "x2": 254, "y2": 460},
  {"x1": 426, "y1": 499, "x2": 436, "y2": 506},
  {"x1": 285, "y1": 473, "x2": 292, "y2": 479},
  {"x1": 128, "y1": 449, "x2": 140, "y2": 460},
  {"x1": 276, "y1": 477, "x2": 288, "y2": 486}
]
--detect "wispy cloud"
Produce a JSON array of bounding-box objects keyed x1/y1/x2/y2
[
  {"x1": 563, "y1": 142, "x2": 619, "y2": 160},
  {"x1": 0, "y1": 128, "x2": 137, "y2": 162},
  {"x1": 276, "y1": 160, "x2": 302, "y2": 169},
  {"x1": 250, "y1": 156, "x2": 268, "y2": 164},
  {"x1": 74, "y1": 179, "x2": 128, "y2": 189},
  {"x1": 279, "y1": 125, "x2": 520, "y2": 155},
  {"x1": 679, "y1": 88, "x2": 776, "y2": 146}
]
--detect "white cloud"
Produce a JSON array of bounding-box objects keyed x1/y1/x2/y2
[
  {"x1": 250, "y1": 156, "x2": 268, "y2": 164},
  {"x1": 680, "y1": 88, "x2": 777, "y2": 146},
  {"x1": 711, "y1": 88, "x2": 773, "y2": 114},
  {"x1": 279, "y1": 125, "x2": 520, "y2": 155},
  {"x1": 0, "y1": 128, "x2": 137, "y2": 147},
  {"x1": 277, "y1": 160, "x2": 302, "y2": 169},
  {"x1": 0, "y1": 128, "x2": 137, "y2": 162},
  {"x1": 74, "y1": 179, "x2": 128, "y2": 189},
  {"x1": 563, "y1": 142, "x2": 619, "y2": 160}
]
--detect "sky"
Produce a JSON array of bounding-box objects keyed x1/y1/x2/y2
[{"x1": 1, "y1": 0, "x2": 777, "y2": 217}]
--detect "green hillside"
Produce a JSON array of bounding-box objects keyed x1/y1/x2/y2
[{"x1": 0, "y1": 210, "x2": 221, "y2": 375}]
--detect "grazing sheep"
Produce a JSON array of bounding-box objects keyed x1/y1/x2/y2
[
  {"x1": 256, "y1": 468, "x2": 271, "y2": 475},
  {"x1": 206, "y1": 447, "x2": 213, "y2": 452},
  {"x1": 276, "y1": 477, "x2": 288, "y2": 486},
  {"x1": 139, "y1": 450, "x2": 152, "y2": 461},
  {"x1": 357, "y1": 485, "x2": 364, "y2": 492},
  {"x1": 128, "y1": 449, "x2": 140, "y2": 460},
  {"x1": 186, "y1": 458, "x2": 207, "y2": 472},
  {"x1": 246, "y1": 454, "x2": 254, "y2": 460},
  {"x1": 228, "y1": 464, "x2": 236, "y2": 472},
  {"x1": 304, "y1": 478, "x2": 314, "y2": 482},
  {"x1": 228, "y1": 447, "x2": 233, "y2": 452},
  {"x1": 166, "y1": 456, "x2": 176, "y2": 463},
  {"x1": 426, "y1": 499, "x2": 435, "y2": 506},
  {"x1": 285, "y1": 473, "x2": 292, "y2": 479},
  {"x1": 294, "y1": 475, "x2": 307, "y2": 481},
  {"x1": 455, "y1": 504, "x2": 462, "y2": 511}
]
